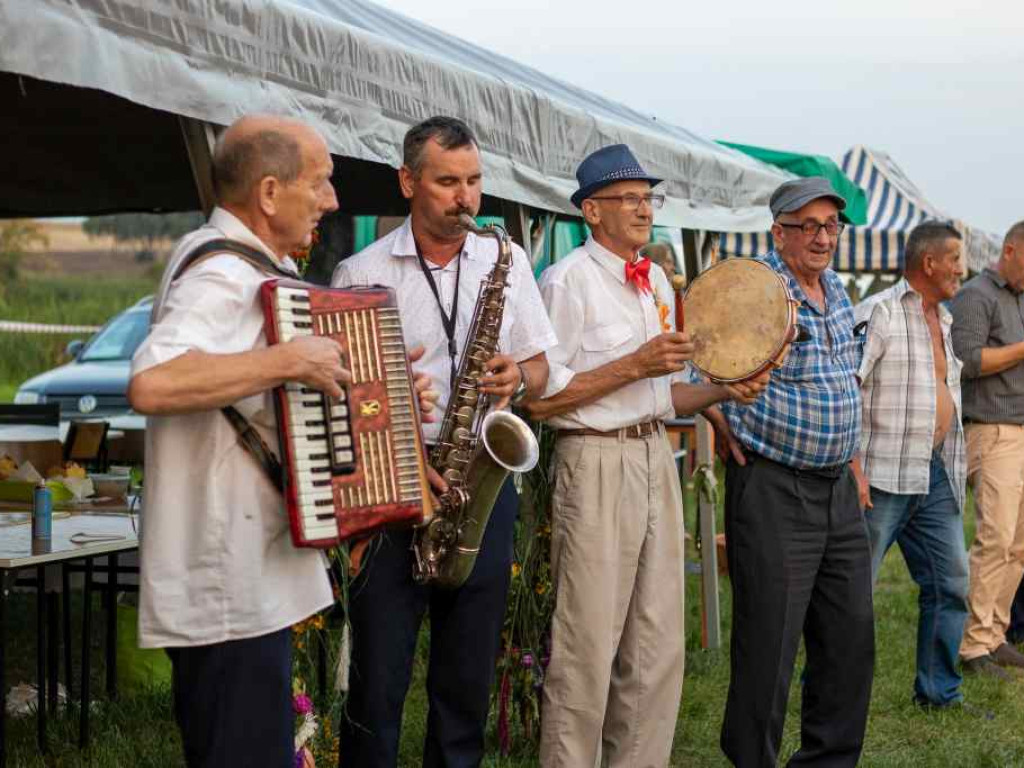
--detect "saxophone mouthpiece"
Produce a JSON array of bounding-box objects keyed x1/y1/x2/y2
[{"x1": 457, "y1": 213, "x2": 478, "y2": 231}]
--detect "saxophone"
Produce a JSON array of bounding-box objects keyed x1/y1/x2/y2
[{"x1": 412, "y1": 214, "x2": 540, "y2": 588}]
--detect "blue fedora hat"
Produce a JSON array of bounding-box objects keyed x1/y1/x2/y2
[{"x1": 570, "y1": 144, "x2": 663, "y2": 209}]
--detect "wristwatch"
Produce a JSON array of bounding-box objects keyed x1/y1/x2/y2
[{"x1": 511, "y1": 363, "x2": 530, "y2": 405}]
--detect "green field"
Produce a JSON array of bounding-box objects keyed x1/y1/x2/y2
[{"x1": 0, "y1": 274, "x2": 156, "y2": 398}]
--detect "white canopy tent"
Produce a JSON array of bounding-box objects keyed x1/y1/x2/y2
[
  {"x1": 0, "y1": 0, "x2": 790, "y2": 231},
  {"x1": 720, "y1": 145, "x2": 1001, "y2": 274}
]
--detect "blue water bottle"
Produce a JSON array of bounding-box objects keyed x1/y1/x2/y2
[{"x1": 32, "y1": 481, "x2": 52, "y2": 540}]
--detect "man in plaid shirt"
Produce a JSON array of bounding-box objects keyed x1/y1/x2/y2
[
  {"x1": 852, "y1": 222, "x2": 977, "y2": 711},
  {"x1": 718, "y1": 178, "x2": 874, "y2": 768}
]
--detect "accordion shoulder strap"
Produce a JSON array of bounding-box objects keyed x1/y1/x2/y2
[
  {"x1": 172, "y1": 237, "x2": 300, "y2": 281},
  {"x1": 175, "y1": 237, "x2": 295, "y2": 494}
]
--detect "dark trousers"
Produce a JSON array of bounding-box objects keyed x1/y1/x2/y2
[
  {"x1": 1009, "y1": 578, "x2": 1024, "y2": 644},
  {"x1": 167, "y1": 627, "x2": 294, "y2": 768},
  {"x1": 339, "y1": 479, "x2": 517, "y2": 768},
  {"x1": 721, "y1": 455, "x2": 875, "y2": 768}
]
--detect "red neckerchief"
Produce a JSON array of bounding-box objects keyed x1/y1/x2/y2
[{"x1": 625, "y1": 256, "x2": 652, "y2": 295}]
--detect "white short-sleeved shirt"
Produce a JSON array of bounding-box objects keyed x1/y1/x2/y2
[
  {"x1": 538, "y1": 236, "x2": 694, "y2": 431},
  {"x1": 132, "y1": 207, "x2": 332, "y2": 648},
  {"x1": 331, "y1": 216, "x2": 558, "y2": 443}
]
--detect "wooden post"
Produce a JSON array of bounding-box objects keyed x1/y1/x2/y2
[
  {"x1": 681, "y1": 227, "x2": 700, "y2": 283},
  {"x1": 695, "y1": 414, "x2": 721, "y2": 650},
  {"x1": 179, "y1": 117, "x2": 218, "y2": 217},
  {"x1": 500, "y1": 200, "x2": 532, "y2": 262},
  {"x1": 682, "y1": 227, "x2": 722, "y2": 650}
]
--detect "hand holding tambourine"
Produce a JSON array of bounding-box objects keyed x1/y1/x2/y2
[{"x1": 670, "y1": 261, "x2": 798, "y2": 392}]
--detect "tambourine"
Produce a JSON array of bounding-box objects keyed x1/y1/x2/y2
[{"x1": 673, "y1": 259, "x2": 798, "y2": 383}]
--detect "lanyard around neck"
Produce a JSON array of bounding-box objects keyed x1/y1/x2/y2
[{"x1": 414, "y1": 240, "x2": 463, "y2": 390}]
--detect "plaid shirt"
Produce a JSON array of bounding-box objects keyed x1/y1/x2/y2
[
  {"x1": 723, "y1": 252, "x2": 861, "y2": 469},
  {"x1": 855, "y1": 279, "x2": 966, "y2": 511}
]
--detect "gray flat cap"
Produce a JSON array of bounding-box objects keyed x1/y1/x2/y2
[{"x1": 769, "y1": 177, "x2": 849, "y2": 222}]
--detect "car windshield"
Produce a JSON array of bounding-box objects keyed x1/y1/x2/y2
[{"x1": 79, "y1": 310, "x2": 150, "y2": 362}]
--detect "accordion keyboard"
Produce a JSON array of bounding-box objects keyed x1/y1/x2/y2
[{"x1": 264, "y1": 280, "x2": 431, "y2": 547}]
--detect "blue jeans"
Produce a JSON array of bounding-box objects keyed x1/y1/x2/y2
[{"x1": 865, "y1": 453, "x2": 969, "y2": 706}]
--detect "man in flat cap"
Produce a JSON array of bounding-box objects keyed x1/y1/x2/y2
[
  {"x1": 716, "y1": 177, "x2": 874, "y2": 767},
  {"x1": 528, "y1": 144, "x2": 768, "y2": 767}
]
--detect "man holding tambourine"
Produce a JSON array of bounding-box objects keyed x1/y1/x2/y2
[{"x1": 716, "y1": 177, "x2": 874, "y2": 768}]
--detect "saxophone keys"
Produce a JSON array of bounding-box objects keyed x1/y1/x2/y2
[{"x1": 449, "y1": 449, "x2": 471, "y2": 466}]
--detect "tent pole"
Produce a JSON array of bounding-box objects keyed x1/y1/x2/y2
[
  {"x1": 500, "y1": 201, "x2": 532, "y2": 262},
  {"x1": 179, "y1": 117, "x2": 218, "y2": 217},
  {"x1": 681, "y1": 227, "x2": 722, "y2": 651},
  {"x1": 681, "y1": 227, "x2": 700, "y2": 282}
]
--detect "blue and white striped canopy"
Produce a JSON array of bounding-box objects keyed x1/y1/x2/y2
[{"x1": 720, "y1": 145, "x2": 1000, "y2": 273}]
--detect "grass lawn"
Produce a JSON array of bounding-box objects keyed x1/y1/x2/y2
[{"x1": 0, "y1": 493, "x2": 1020, "y2": 767}]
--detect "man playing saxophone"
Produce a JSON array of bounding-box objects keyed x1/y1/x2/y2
[
  {"x1": 331, "y1": 116, "x2": 556, "y2": 768},
  {"x1": 527, "y1": 144, "x2": 768, "y2": 767}
]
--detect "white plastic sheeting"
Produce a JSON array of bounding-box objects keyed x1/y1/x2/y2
[{"x1": 0, "y1": 0, "x2": 791, "y2": 231}]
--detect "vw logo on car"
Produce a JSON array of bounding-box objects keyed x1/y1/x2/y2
[{"x1": 78, "y1": 395, "x2": 98, "y2": 414}]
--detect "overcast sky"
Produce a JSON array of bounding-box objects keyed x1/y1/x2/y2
[{"x1": 373, "y1": 0, "x2": 1022, "y2": 235}]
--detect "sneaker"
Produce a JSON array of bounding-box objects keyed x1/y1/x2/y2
[
  {"x1": 991, "y1": 642, "x2": 1024, "y2": 669},
  {"x1": 961, "y1": 654, "x2": 1014, "y2": 682},
  {"x1": 913, "y1": 698, "x2": 995, "y2": 720}
]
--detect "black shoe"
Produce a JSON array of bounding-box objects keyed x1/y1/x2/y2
[
  {"x1": 913, "y1": 697, "x2": 995, "y2": 720},
  {"x1": 961, "y1": 654, "x2": 1014, "y2": 682},
  {"x1": 991, "y1": 642, "x2": 1024, "y2": 669}
]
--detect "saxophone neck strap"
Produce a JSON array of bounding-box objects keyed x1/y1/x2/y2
[{"x1": 413, "y1": 238, "x2": 463, "y2": 390}]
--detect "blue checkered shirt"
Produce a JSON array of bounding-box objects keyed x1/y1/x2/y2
[{"x1": 722, "y1": 252, "x2": 862, "y2": 469}]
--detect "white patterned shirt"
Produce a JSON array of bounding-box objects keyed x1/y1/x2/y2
[
  {"x1": 331, "y1": 217, "x2": 558, "y2": 443},
  {"x1": 856, "y1": 278, "x2": 967, "y2": 511},
  {"x1": 538, "y1": 236, "x2": 695, "y2": 431}
]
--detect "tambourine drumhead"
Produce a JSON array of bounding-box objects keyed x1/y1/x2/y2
[{"x1": 683, "y1": 259, "x2": 794, "y2": 383}]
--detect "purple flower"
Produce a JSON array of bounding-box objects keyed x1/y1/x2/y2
[
  {"x1": 521, "y1": 653, "x2": 534, "y2": 668},
  {"x1": 293, "y1": 693, "x2": 314, "y2": 715}
]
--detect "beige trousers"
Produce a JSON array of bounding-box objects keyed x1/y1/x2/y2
[
  {"x1": 960, "y1": 424, "x2": 1024, "y2": 660},
  {"x1": 540, "y1": 428, "x2": 686, "y2": 768}
]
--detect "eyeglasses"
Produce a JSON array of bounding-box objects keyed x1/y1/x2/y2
[
  {"x1": 777, "y1": 220, "x2": 846, "y2": 238},
  {"x1": 588, "y1": 193, "x2": 666, "y2": 211}
]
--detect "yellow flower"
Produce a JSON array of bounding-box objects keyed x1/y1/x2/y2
[
  {"x1": 511, "y1": 563, "x2": 522, "y2": 578},
  {"x1": 535, "y1": 583, "x2": 548, "y2": 595},
  {"x1": 657, "y1": 302, "x2": 672, "y2": 332}
]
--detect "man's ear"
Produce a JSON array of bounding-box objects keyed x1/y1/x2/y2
[
  {"x1": 770, "y1": 221, "x2": 784, "y2": 249},
  {"x1": 581, "y1": 199, "x2": 600, "y2": 227},
  {"x1": 398, "y1": 165, "x2": 416, "y2": 200},
  {"x1": 257, "y1": 176, "x2": 279, "y2": 217}
]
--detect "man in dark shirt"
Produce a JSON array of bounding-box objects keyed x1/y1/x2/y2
[{"x1": 949, "y1": 220, "x2": 1024, "y2": 678}]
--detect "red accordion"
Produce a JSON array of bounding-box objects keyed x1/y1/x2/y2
[{"x1": 261, "y1": 279, "x2": 432, "y2": 548}]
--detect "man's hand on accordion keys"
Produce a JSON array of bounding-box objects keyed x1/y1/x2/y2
[
  {"x1": 409, "y1": 345, "x2": 441, "y2": 424},
  {"x1": 280, "y1": 335, "x2": 352, "y2": 399}
]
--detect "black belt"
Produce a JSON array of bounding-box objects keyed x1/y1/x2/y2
[{"x1": 743, "y1": 450, "x2": 847, "y2": 481}]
